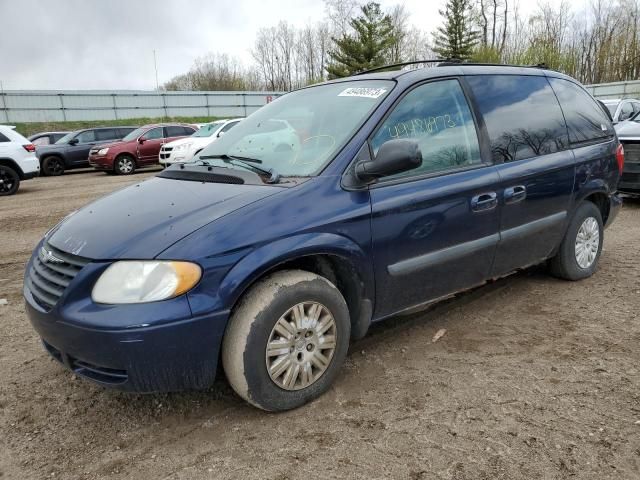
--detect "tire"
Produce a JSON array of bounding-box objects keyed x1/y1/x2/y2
[
  {"x1": 0, "y1": 165, "x2": 20, "y2": 196},
  {"x1": 41, "y1": 156, "x2": 65, "y2": 176},
  {"x1": 549, "y1": 202, "x2": 604, "y2": 281},
  {"x1": 114, "y1": 155, "x2": 136, "y2": 175},
  {"x1": 222, "y1": 270, "x2": 350, "y2": 411}
]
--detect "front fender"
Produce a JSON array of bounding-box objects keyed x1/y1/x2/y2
[{"x1": 190, "y1": 232, "x2": 374, "y2": 317}]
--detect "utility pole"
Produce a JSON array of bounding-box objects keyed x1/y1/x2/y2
[
  {"x1": 153, "y1": 50, "x2": 160, "y2": 90},
  {"x1": 0, "y1": 80, "x2": 7, "y2": 123}
]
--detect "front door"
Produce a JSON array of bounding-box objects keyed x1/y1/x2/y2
[
  {"x1": 68, "y1": 130, "x2": 97, "y2": 166},
  {"x1": 369, "y1": 79, "x2": 501, "y2": 318},
  {"x1": 137, "y1": 127, "x2": 165, "y2": 164}
]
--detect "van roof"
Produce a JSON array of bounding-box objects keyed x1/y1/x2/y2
[{"x1": 322, "y1": 63, "x2": 578, "y2": 88}]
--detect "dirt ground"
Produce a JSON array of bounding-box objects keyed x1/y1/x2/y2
[{"x1": 1, "y1": 169, "x2": 639, "y2": 480}]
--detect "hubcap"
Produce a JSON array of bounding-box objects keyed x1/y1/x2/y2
[
  {"x1": 575, "y1": 217, "x2": 600, "y2": 269},
  {"x1": 119, "y1": 158, "x2": 133, "y2": 173},
  {"x1": 51, "y1": 160, "x2": 62, "y2": 174},
  {"x1": 0, "y1": 168, "x2": 14, "y2": 193},
  {"x1": 265, "y1": 301, "x2": 337, "y2": 391}
]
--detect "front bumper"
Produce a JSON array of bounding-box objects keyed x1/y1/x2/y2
[
  {"x1": 25, "y1": 298, "x2": 228, "y2": 392},
  {"x1": 159, "y1": 148, "x2": 193, "y2": 165},
  {"x1": 619, "y1": 140, "x2": 640, "y2": 194},
  {"x1": 88, "y1": 154, "x2": 114, "y2": 171},
  {"x1": 23, "y1": 250, "x2": 229, "y2": 393}
]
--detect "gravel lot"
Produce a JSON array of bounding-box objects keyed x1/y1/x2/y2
[{"x1": 1, "y1": 170, "x2": 639, "y2": 479}]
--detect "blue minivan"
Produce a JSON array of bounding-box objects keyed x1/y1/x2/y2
[{"x1": 24, "y1": 64, "x2": 623, "y2": 411}]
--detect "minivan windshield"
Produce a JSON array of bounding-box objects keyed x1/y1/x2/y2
[
  {"x1": 55, "y1": 131, "x2": 78, "y2": 144},
  {"x1": 192, "y1": 121, "x2": 225, "y2": 137},
  {"x1": 196, "y1": 80, "x2": 394, "y2": 176}
]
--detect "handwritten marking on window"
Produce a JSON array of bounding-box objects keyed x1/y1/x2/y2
[{"x1": 387, "y1": 114, "x2": 458, "y2": 140}]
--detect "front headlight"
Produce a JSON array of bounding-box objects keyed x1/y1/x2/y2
[
  {"x1": 97, "y1": 148, "x2": 109, "y2": 155},
  {"x1": 92, "y1": 261, "x2": 201, "y2": 304},
  {"x1": 174, "y1": 143, "x2": 192, "y2": 151}
]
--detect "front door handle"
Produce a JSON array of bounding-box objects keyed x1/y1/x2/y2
[
  {"x1": 504, "y1": 185, "x2": 527, "y2": 204},
  {"x1": 471, "y1": 192, "x2": 498, "y2": 212}
]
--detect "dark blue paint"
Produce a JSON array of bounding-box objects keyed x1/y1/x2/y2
[{"x1": 24, "y1": 66, "x2": 623, "y2": 393}]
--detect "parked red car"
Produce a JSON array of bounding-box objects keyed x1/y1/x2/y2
[{"x1": 88, "y1": 124, "x2": 196, "y2": 174}]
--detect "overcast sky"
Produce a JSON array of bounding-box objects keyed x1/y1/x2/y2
[{"x1": 1, "y1": 0, "x2": 578, "y2": 91}]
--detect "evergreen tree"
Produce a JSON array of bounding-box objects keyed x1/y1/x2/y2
[
  {"x1": 433, "y1": 0, "x2": 479, "y2": 60},
  {"x1": 327, "y1": 2, "x2": 396, "y2": 78}
]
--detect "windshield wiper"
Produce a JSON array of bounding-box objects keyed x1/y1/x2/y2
[{"x1": 198, "y1": 154, "x2": 280, "y2": 183}]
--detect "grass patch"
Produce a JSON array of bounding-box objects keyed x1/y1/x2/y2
[{"x1": 12, "y1": 116, "x2": 221, "y2": 137}]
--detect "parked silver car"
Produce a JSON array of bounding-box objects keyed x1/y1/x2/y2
[
  {"x1": 614, "y1": 114, "x2": 640, "y2": 195},
  {"x1": 601, "y1": 98, "x2": 640, "y2": 123}
]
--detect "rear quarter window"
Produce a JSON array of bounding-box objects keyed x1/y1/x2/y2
[
  {"x1": 118, "y1": 128, "x2": 135, "y2": 137},
  {"x1": 0, "y1": 132, "x2": 11, "y2": 142},
  {"x1": 95, "y1": 129, "x2": 117, "y2": 141},
  {"x1": 547, "y1": 78, "x2": 614, "y2": 144},
  {"x1": 466, "y1": 75, "x2": 569, "y2": 163}
]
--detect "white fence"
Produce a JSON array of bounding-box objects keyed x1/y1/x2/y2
[
  {"x1": 584, "y1": 80, "x2": 640, "y2": 100},
  {"x1": 1, "y1": 80, "x2": 637, "y2": 123},
  {"x1": 0, "y1": 90, "x2": 285, "y2": 123}
]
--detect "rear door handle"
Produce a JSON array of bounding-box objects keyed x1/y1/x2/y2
[
  {"x1": 504, "y1": 185, "x2": 527, "y2": 204},
  {"x1": 471, "y1": 192, "x2": 498, "y2": 212}
]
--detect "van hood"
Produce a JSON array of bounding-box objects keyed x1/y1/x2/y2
[{"x1": 47, "y1": 176, "x2": 283, "y2": 259}]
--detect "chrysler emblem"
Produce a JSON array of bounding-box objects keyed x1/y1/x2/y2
[{"x1": 40, "y1": 247, "x2": 63, "y2": 264}]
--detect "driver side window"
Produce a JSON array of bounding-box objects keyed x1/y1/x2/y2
[
  {"x1": 142, "y1": 127, "x2": 164, "y2": 140},
  {"x1": 76, "y1": 130, "x2": 96, "y2": 144},
  {"x1": 370, "y1": 79, "x2": 481, "y2": 180}
]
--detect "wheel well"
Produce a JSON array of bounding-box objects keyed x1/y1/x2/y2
[
  {"x1": 116, "y1": 152, "x2": 136, "y2": 162},
  {"x1": 40, "y1": 154, "x2": 63, "y2": 163},
  {"x1": 0, "y1": 158, "x2": 24, "y2": 179},
  {"x1": 583, "y1": 192, "x2": 610, "y2": 224},
  {"x1": 232, "y1": 254, "x2": 369, "y2": 339}
]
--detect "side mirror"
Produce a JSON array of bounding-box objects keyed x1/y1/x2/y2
[
  {"x1": 138, "y1": 137, "x2": 146, "y2": 144},
  {"x1": 356, "y1": 139, "x2": 422, "y2": 183},
  {"x1": 68, "y1": 138, "x2": 79, "y2": 145},
  {"x1": 217, "y1": 131, "x2": 225, "y2": 138}
]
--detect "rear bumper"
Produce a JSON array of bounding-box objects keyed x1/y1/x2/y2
[{"x1": 20, "y1": 156, "x2": 40, "y2": 178}]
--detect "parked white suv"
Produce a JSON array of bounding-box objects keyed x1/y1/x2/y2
[
  {"x1": 159, "y1": 119, "x2": 242, "y2": 165},
  {"x1": 0, "y1": 125, "x2": 40, "y2": 196}
]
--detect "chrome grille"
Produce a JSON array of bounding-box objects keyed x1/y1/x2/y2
[
  {"x1": 622, "y1": 141, "x2": 640, "y2": 164},
  {"x1": 26, "y1": 243, "x2": 89, "y2": 311}
]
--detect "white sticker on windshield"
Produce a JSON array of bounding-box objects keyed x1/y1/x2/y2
[{"x1": 338, "y1": 87, "x2": 387, "y2": 99}]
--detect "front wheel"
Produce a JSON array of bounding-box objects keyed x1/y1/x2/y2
[
  {"x1": 549, "y1": 202, "x2": 603, "y2": 280},
  {"x1": 114, "y1": 155, "x2": 136, "y2": 175},
  {"x1": 0, "y1": 165, "x2": 20, "y2": 196},
  {"x1": 222, "y1": 270, "x2": 350, "y2": 411}
]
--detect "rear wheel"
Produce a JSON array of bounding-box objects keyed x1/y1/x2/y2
[
  {"x1": 114, "y1": 155, "x2": 136, "y2": 175},
  {"x1": 222, "y1": 270, "x2": 350, "y2": 411},
  {"x1": 549, "y1": 202, "x2": 603, "y2": 280},
  {"x1": 0, "y1": 165, "x2": 20, "y2": 196},
  {"x1": 42, "y1": 156, "x2": 65, "y2": 176}
]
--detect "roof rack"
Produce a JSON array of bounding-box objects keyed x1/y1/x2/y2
[
  {"x1": 355, "y1": 59, "x2": 461, "y2": 75},
  {"x1": 355, "y1": 59, "x2": 550, "y2": 76}
]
